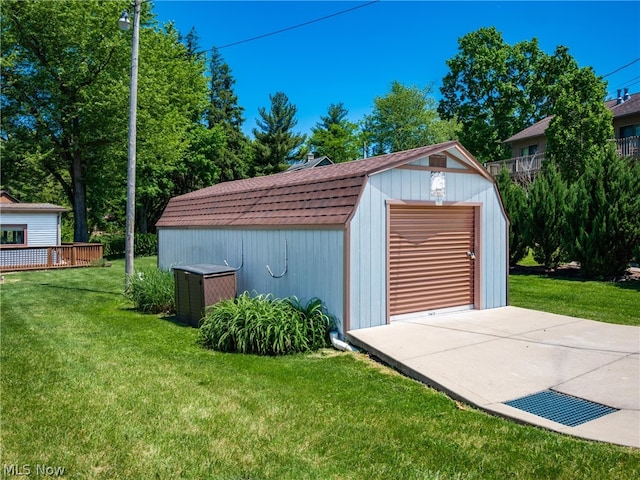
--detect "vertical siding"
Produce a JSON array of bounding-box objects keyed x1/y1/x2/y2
[
  {"x1": 0, "y1": 212, "x2": 60, "y2": 246},
  {"x1": 349, "y1": 162, "x2": 507, "y2": 330},
  {"x1": 159, "y1": 228, "x2": 346, "y2": 333}
]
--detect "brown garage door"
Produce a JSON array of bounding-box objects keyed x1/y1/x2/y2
[{"x1": 389, "y1": 205, "x2": 476, "y2": 316}]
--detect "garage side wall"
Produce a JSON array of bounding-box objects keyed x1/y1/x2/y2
[
  {"x1": 349, "y1": 163, "x2": 507, "y2": 331},
  {"x1": 158, "y1": 228, "x2": 346, "y2": 332}
]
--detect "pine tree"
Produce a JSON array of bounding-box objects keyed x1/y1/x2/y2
[
  {"x1": 527, "y1": 162, "x2": 567, "y2": 269},
  {"x1": 308, "y1": 103, "x2": 360, "y2": 163},
  {"x1": 564, "y1": 146, "x2": 640, "y2": 278},
  {"x1": 206, "y1": 47, "x2": 250, "y2": 182},
  {"x1": 497, "y1": 169, "x2": 529, "y2": 266},
  {"x1": 252, "y1": 92, "x2": 306, "y2": 176}
]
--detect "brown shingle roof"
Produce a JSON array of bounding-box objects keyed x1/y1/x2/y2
[
  {"x1": 157, "y1": 141, "x2": 483, "y2": 228},
  {"x1": 505, "y1": 92, "x2": 640, "y2": 144}
]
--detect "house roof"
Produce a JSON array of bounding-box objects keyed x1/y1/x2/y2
[
  {"x1": 0, "y1": 203, "x2": 68, "y2": 214},
  {"x1": 0, "y1": 191, "x2": 67, "y2": 213},
  {"x1": 505, "y1": 91, "x2": 640, "y2": 144},
  {"x1": 286, "y1": 156, "x2": 334, "y2": 171},
  {"x1": 156, "y1": 141, "x2": 491, "y2": 228}
]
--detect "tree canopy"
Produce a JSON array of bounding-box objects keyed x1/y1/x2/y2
[
  {"x1": 307, "y1": 103, "x2": 361, "y2": 163},
  {"x1": 439, "y1": 27, "x2": 547, "y2": 162},
  {"x1": 364, "y1": 81, "x2": 459, "y2": 156}
]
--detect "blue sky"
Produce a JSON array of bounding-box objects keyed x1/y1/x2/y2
[{"x1": 152, "y1": 1, "x2": 640, "y2": 137}]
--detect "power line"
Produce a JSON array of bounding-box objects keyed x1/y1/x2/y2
[
  {"x1": 602, "y1": 57, "x2": 640, "y2": 78},
  {"x1": 216, "y1": 1, "x2": 380, "y2": 49}
]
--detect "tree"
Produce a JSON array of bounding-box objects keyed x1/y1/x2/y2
[
  {"x1": 544, "y1": 66, "x2": 612, "y2": 184},
  {"x1": 252, "y1": 92, "x2": 306, "y2": 176},
  {"x1": 1, "y1": 1, "x2": 210, "y2": 238},
  {"x1": 526, "y1": 162, "x2": 567, "y2": 269},
  {"x1": 497, "y1": 169, "x2": 529, "y2": 266},
  {"x1": 1, "y1": 0, "x2": 132, "y2": 241},
  {"x1": 438, "y1": 27, "x2": 545, "y2": 162},
  {"x1": 563, "y1": 147, "x2": 640, "y2": 278},
  {"x1": 364, "y1": 81, "x2": 459, "y2": 155},
  {"x1": 307, "y1": 103, "x2": 360, "y2": 163},
  {"x1": 206, "y1": 47, "x2": 251, "y2": 182}
]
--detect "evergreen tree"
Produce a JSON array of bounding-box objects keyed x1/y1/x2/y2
[
  {"x1": 497, "y1": 169, "x2": 529, "y2": 266},
  {"x1": 252, "y1": 92, "x2": 306, "y2": 176},
  {"x1": 206, "y1": 47, "x2": 250, "y2": 182},
  {"x1": 527, "y1": 162, "x2": 567, "y2": 269},
  {"x1": 307, "y1": 103, "x2": 360, "y2": 163},
  {"x1": 564, "y1": 146, "x2": 640, "y2": 278}
]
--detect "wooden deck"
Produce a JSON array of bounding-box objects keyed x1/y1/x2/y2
[
  {"x1": 486, "y1": 136, "x2": 640, "y2": 178},
  {"x1": 0, "y1": 243, "x2": 103, "y2": 272}
]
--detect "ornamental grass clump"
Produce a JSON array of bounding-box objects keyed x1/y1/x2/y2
[
  {"x1": 198, "y1": 292, "x2": 335, "y2": 355},
  {"x1": 127, "y1": 267, "x2": 175, "y2": 314}
]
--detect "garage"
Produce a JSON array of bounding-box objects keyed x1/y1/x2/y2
[
  {"x1": 388, "y1": 204, "x2": 478, "y2": 317},
  {"x1": 157, "y1": 140, "x2": 508, "y2": 335}
]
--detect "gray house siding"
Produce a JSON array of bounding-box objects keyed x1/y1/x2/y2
[
  {"x1": 158, "y1": 228, "x2": 345, "y2": 329},
  {"x1": 348, "y1": 158, "x2": 507, "y2": 331}
]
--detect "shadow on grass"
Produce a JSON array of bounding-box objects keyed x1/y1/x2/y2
[
  {"x1": 159, "y1": 314, "x2": 193, "y2": 329},
  {"x1": 510, "y1": 266, "x2": 640, "y2": 292},
  {"x1": 39, "y1": 283, "x2": 123, "y2": 296}
]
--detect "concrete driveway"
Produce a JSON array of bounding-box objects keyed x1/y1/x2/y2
[{"x1": 346, "y1": 306, "x2": 639, "y2": 448}]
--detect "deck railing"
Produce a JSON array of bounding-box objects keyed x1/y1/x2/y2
[
  {"x1": 615, "y1": 136, "x2": 639, "y2": 157},
  {"x1": 486, "y1": 136, "x2": 640, "y2": 178},
  {"x1": 485, "y1": 153, "x2": 544, "y2": 178},
  {"x1": 0, "y1": 243, "x2": 103, "y2": 272}
]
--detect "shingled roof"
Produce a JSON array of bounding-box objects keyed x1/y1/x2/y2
[{"x1": 157, "y1": 141, "x2": 485, "y2": 228}]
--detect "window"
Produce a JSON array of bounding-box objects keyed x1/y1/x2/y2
[
  {"x1": 1, "y1": 225, "x2": 26, "y2": 245},
  {"x1": 620, "y1": 124, "x2": 640, "y2": 138},
  {"x1": 429, "y1": 154, "x2": 447, "y2": 168},
  {"x1": 520, "y1": 144, "x2": 538, "y2": 156}
]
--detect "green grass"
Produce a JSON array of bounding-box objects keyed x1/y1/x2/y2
[
  {"x1": 1, "y1": 259, "x2": 639, "y2": 479},
  {"x1": 510, "y1": 270, "x2": 640, "y2": 326}
]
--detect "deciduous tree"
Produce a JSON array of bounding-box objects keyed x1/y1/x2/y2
[{"x1": 365, "y1": 81, "x2": 459, "y2": 155}]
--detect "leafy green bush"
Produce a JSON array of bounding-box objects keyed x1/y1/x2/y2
[
  {"x1": 127, "y1": 267, "x2": 175, "y2": 314},
  {"x1": 198, "y1": 293, "x2": 335, "y2": 356},
  {"x1": 91, "y1": 233, "x2": 158, "y2": 258}
]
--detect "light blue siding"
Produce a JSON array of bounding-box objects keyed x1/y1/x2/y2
[
  {"x1": 349, "y1": 160, "x2": 508, "y2": 330},
  {"x1": 0, "y1": 212, "x2": 60, "y2": 246},
  {"x1": 159, "y1": 228, "x2": 346, "y2": 332}
]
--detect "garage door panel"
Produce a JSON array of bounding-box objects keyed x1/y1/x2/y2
[{"x1": 389, "y1": 205, "x2": 475, "y2": 316}]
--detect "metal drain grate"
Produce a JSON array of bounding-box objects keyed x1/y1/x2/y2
[{"x1": 504, "y1": 390, "x2": 618, "y2": 427}]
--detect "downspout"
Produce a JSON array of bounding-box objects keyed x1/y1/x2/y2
[{"x1": 329, "y1": 331, "x2": 358, "y2": 352}]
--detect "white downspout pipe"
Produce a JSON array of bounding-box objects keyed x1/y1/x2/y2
[{"x1": 330, "y1": 331, "x2": 358, "y2": 352}]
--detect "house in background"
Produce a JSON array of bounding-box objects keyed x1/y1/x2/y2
[
  {"x1": 0, "y1": 191, "x2": 102, "y2": 271},
  {"x1": 157, "y1": 141, "x2": 509, "y2": 335},
  {"x1": 485, "y1": 89, "x2": 640, "y2": 179},
  {"x1": 286, "y1": 154, "x2": 334, "y2": 171}
]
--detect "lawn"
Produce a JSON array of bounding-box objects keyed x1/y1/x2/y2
[{"x1": 1, "y1": 258, "x2": 639, "y2": 479}]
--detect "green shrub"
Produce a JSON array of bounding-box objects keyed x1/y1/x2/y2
[
  {"x1": 91, "y1": 233, "x2": 158, "y2": 258},
  {"x1": 127, "y1": 267, "x2": 175, "y2": 314},
  {"x1": 497, "y1": 168, "x2": 529, "y2": 266},
  {"x1": 198, "y1": 292, "x2": 335, "y2": 356}
]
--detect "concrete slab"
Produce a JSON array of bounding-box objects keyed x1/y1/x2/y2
[
  {"x1": 346, "y1": 307, "x2": 640, "y2": 448},
  {"x1": 554, "y1": 355, "x2": 640, "y2": 410}
]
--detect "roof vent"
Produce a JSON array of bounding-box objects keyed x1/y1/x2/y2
[
  {"x1": 307, "y1": 153, "x2": 315, "y2": 162},
  {"x1": 617, "y1": 89, "x2": 623, "y2": 105},
  {"x1": 623, "y1": 87, "x2": 630, "y2": 101}
]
